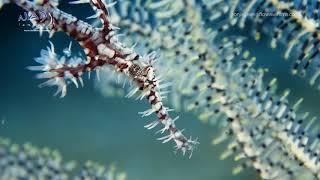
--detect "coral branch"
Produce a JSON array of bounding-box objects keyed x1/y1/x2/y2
[
  {"x1": 202, "y1": 0, "x2": 320, "y2": 90},
  {"x1": 0, "y1": 137, "x2": 126, "y2": 179},
  {"x1": 97, "y1": 0, "x2": 320, "y2": 178}
]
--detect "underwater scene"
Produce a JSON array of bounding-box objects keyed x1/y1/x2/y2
[{"x1": 1, "y1": 0, "x2": 320, "y2": 179}]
